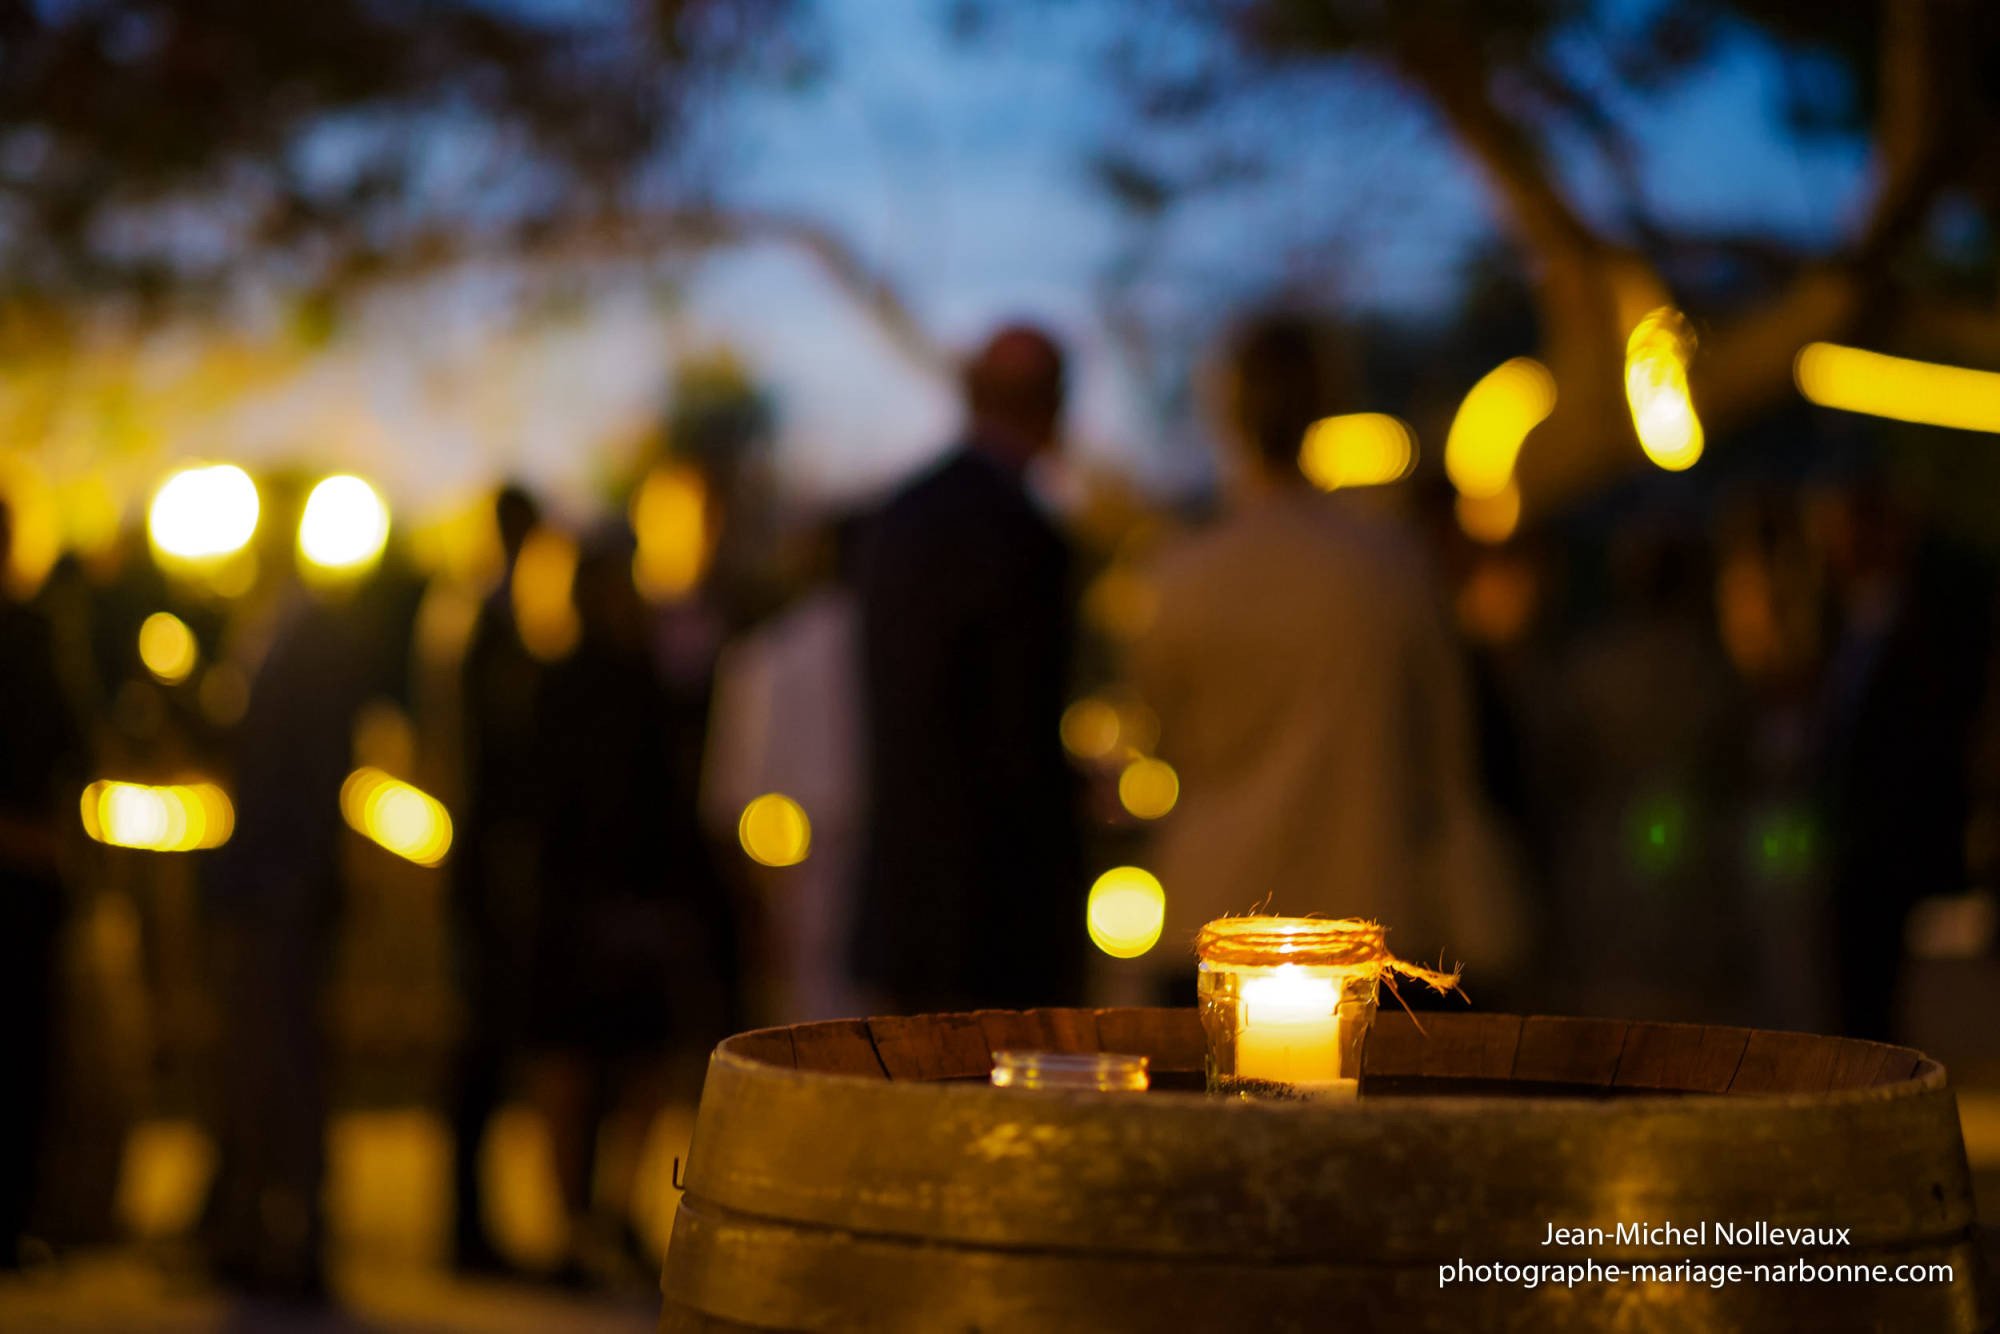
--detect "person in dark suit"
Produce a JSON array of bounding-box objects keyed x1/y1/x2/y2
[
  {"x1": 852, "y1": 324, "x2": 1084, "y2": 1013},
  {"x1": 1816, "y1": 486, "x2": 1993, "y2": 1041}
]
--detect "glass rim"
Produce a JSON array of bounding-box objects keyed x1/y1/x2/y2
[
  {"x1": 1194, "y1": 915, "x2": 1388, "y2": 967},
  {"x1": 989, "y1": 1049, "x2": 1150, "y2": 1072}
]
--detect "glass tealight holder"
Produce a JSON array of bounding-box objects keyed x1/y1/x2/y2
[
  {"x1": 1196, "y1": 917, "x2": 1384, "y2": 1101},
  {"x1": 989, "y1": 1050, "x2": 1150, "y2": 1092}
]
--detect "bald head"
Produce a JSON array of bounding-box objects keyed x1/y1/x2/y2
[{"x1": 963, "y1": 323, "x2": 1065, "y2": 465}]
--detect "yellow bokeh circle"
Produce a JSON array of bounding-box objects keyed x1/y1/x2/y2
[
  {"x1": 1086, "y1": 866, "x2": 1166, "y2": 959},
  {"x1": 739, "y1": 792, "x2": 811, "y2": 868},
  {"x1": 138, "y1": 612, "x2": 199, "y2": 685},
  {"x1": 1118, "y1": 756, "x2": 1179, "y2": 820}
]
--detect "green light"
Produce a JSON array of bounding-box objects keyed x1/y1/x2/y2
[
  {"x1": 1750, "y1": 807, "x2": 1818, "y2": 880},
  {"x1": 1629, "y1": 795, "x2": 1688, "y2": 875}
]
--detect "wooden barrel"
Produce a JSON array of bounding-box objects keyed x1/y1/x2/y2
[{"x1": 660, "y1": 1009, "x2": 1992, "y2": 1332}]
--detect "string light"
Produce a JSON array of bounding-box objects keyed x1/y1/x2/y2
[
  {"x1": 298, "y1": 475, "x2": 390, "y2": 574},
  {"x1": 1796, "y1": 342, "x2": 2000, "y2": 434},
  {"x1": 1445, "y1": 359, "x2": 1555, "y2": 500},
  {"x1": 80, "y1": 781, "x2": 234, "y2": 851},
  {"x1": 340, "y1": 767, "x2": 452, "y2": 866},
  {"x1": 148, "y1": 465, "x2": 259, "y2": 562},
  {"x1": 1626, "y1": 307, "x2": 1704, "y2": 471},
  {"x1": 1299, "y1": 414, "x2": 1416, "y2": 491}
]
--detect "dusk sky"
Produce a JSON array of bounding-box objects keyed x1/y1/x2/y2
[{"x1": 196, "y1": 0, "x2": 1879, "y2": 519}]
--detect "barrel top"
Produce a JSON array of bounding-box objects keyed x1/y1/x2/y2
[{"x1": 714, "y1": 1008, "x2": 1944, "y2": 1103}]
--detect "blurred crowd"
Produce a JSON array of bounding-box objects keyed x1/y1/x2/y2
[{"x1": 1, "y1": 312, "x2": 1996, "y2": 1300}]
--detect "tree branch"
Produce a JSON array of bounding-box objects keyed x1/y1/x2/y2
[
  {"x1": 1393, "y1": 29, "x2": 1658, "y2": 506},
  {"x1": 1697, "y1": 0, "x2": 1966, "y2": 427}
]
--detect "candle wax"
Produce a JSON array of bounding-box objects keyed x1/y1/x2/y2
[{"x1": 1236, "y1": 966, "x2": 1350, "y2": 1095}]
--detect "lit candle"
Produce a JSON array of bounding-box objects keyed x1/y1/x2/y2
[
  {"x1": 1236, "y1": 965, "x2": 1353, "y2": 1099},
  {"x1": 1196, "y1": 916, "x2": 1434, "y2": 1101}
]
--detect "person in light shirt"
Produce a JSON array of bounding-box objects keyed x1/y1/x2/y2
[
  {"x1": 703, "y1": 516, "x2": 868, "y2": 1022},
  {"x1": 1129, "y1": 315, "x2": 1524, "y2": 999}
]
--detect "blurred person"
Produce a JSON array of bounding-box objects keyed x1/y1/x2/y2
[
  {"x1": 1546, "y1": 521, "x2": 1751, "y2": 1022},
  {"x1": 1812, "y1": 484, "x2": 1993, "y2": 1041},
  {"x1": 527, "y1": 530, "x2": 725, "y2": 1285},
  {"x1": 35, "y1": 554, "x2": 106, "y2": 736},
  {"x1": 1415, "y1": 475, "x2": 1562, "y2": 994},
  {"x1": 201, "y1": 493, "x2": 401, "y2": 1303},
  {"x1": 34, "y1": 554, "x2": 149, "y2": 1250},
  {"x1": 449, "y1": 483, "x2": 543, "y2": 1275},
  {"x1": 1129, "y1": 316, "x2": 1522, "y2": 997},
  {"x1": 704, "y1": 516, "x2": 868, "y2": 1022},
  {"x1": 852, "y1": 325, "x2": 1085, "y2": 1012},
  {"x1": 0, "y1": 498, "x2": 83, "y2": 1269},
  {"x1": 1713, "y1": 489, "x2": 1837, "y2": 1032}
]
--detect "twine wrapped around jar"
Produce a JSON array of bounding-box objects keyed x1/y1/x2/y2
[{"x1": 1192, "y1": 916, "x2": 1465, "y2": 1002}]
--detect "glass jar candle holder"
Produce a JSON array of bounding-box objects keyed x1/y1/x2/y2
[
  {"x1": 990, "y1": 1050, "x2": 1150, "y2": 1092},
  {"x1": 1196, "y1": 917, "x2": 1385, "y2": 1100}
]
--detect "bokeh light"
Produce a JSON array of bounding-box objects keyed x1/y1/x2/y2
[
  {"x1": 512, "y1": 527, "x2": 581, "y2": 662},
  {"x1": 630, "y1": 462, "x2": 711, "y2": 602},
  {"x1": 1060, "y1": 697, "x2": 1122, "y2": 760},
  {"x1": 407, "y1": 498, "x2": 507, "y2": 590},
  {"x1": 60, "y1": 474, "x2": 123, "y2": 559},
  {"x1": 1444, "y1": 358, "x2": 1556, "y2": 499},
  {"x1": 1625, "y1": 307, "x2": 1703, "y2": 471},
  {"x1": 1456, "y1": 555, "x2": 1538, "y2": 645},
  {"x1": 1749, "y1": 808, "x2": 1817, "y2": 880},
  {"x1": 1118, "y1": 756, "x2": 1179, "y2": 820},
  {"x1": 202, "y1": 551, "x2": 259, "y2": 599},
  {"x1": 1795, "y1": 342, "x2": 2000, "y2": 434},
  {"x1": 1115, "y1": 699, "x2": 1161, "y2": 756},
  {"x1": 340, "y1": 767, "x2": 452, "y2": 866},
  {"x1": 298, "y1": 474, "x2": 390, "y2": 573},
  {"x1": 1630, "y1": 794, "x2": 1688, "y2": 875},
  {"x1": 353, "y1": 700, "x2": 417, "y2": 779},
  {"x1": 1298, "y1": 413, "x2": 1416, "y2": 491},
  {"x1": 198, "y1": 663, "x2": 251, "y2": 725},
  {"x1": 0, "y1": 456, "x2": 61, "y2": 595},
  {"x1": 148, "y1": 465, "x2": 260, "y2": 562},
  {"x1": 1455, "y1": 478, "x2": 1522, "y2": 545},
  {"x1": 1082, "y1": 563, "x2": 1160, "y2": 642},
  {"x1": 80, "y1": 780, "x2": 234, "y2": 851},
  {"x1": 1086, "y1": 866, "x2": 1166, "y2": 959},
  {"x1": 1060, "y1": 695, "x2": 1160, "y2": 762},
  {"x1": 738, "y1": 792, "x2": 811, "y2": 867},
  {"x1": 137, "y1": 612, "x2": 198, "y2": 685}
]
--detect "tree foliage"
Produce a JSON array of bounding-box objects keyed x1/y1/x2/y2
[
  {"x1": 0, "y1": 0, "x2": 810, "y2": 300},
  {"x1": 1110, "y1": 0, "x2": 2000, "y2": 504}
]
